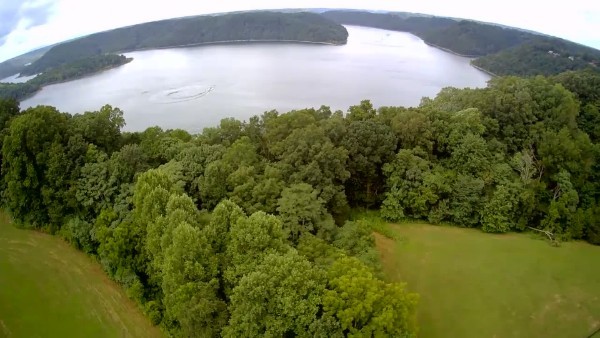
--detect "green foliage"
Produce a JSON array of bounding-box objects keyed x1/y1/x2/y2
[
  {"x1": 223, "y1": 251, "x2": 326, "y2": 337},
  {"x1": 334, "y1": 221, "x2": 382, "y2": 272},
  {"x1": 481, "y1": 184, "x2": 519, "y2": 233},
  {"x1": 323, "y1": 256, "x2": 419, "y2": 337},
  {"x1": 422, "y1": 20, "x2": 529, "y2": 56},
  {"x1": 381, "y1": 148, "x2": 434, "y2": 221},
  {"x1": 343, "y1": 118, "x2": 397, "y2": 207},
  {"x1": 224, "y1": 211, "x2": 288, "y2": 292},
  {"x1": 161, "y1": 222, "x2": 226, "y2": 337},
  {"x1": 2, "y1": 106, "x2": 73, "y2": 230},
  {"x1": 350, "y1": 209, "x2": 397, "y2": 239},
  {"x1": 277, "y1": 183, "x2": 328, "y2": 241},
  {"x1": 473, "y1": 38, "x2": 600, "y2": 76}
]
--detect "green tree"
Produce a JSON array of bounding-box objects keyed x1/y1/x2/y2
[
  {"x1": 224, "y1": 211, "x2": 288, "y2": 293},
  {"x1": 277, "y1": 183, "x2": 328, "y2": 241},
  {"x1": 2, "y1": 106, "x2": 72, "y2": 230},
  {"x1": 223, "y1": 251, "x2": 326, "y2": 337},
  {"x1": 347, "y1": 100, "x2": 376, "y2": 121},
  {"x1": 481, "y1": 184, "x2": 520, "y2": 233},
  {"x1": 161, "y1": 222, "x2": 226, "y2": 337},
  {"x1": 381, "y1": 148, "x2": 436, "y2": 221},
  {"x1": 323, "y1": 256, "x2": 418, "y2": 337},
  {"x1": 71, "y1": 104, "x2": 125, "y2": 154},
  {"x1": 343, "y1": 120, "x2": 397, "y2": 206}
]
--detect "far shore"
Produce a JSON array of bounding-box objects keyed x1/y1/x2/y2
[
  {"x1": 470, "y1": 64, "x2": 498, "y2": 77},
  {"x1": 12, "y1": 58, "x2": 133, "y2": 102},
  {"x1": 422, "y1": 41, "x2": 481, "y2": 58},
  {"x1": 118, "y1": 38, "x2": 346, "y2": 54}
]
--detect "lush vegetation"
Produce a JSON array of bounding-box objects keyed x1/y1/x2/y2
[
  {"x1": 1, "y1": 69, "x2": 600, "y2": 336},
  {"x1": 473, "y1": 37, "x2": 600, "y2": 76},
  {"x1": 0, "y1": 54, "x2": 132, "y2": 101},
  {"x1": 376, "y1": 222, "x2": 600, "y2": 338},
  {"x1": 421, "y1": 20, "x2": 530, "y2": 56},
  {"x1": 21, "y1": 11, "x2": 349, "y2": 76},
  {"x1": 321, "y1": 10, "x2": 600, "y2": 76},
  {"x1": 0, "y1": 212, "x2": 163, "y2": 337}
]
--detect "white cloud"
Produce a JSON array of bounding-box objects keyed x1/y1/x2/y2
[{"x1": 1, "y1": 0, "x2": 599, "y2": 62}]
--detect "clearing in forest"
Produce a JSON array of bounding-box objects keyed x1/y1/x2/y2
[
  {"x1": 0, "y1": 212, "x2": 163, "y2": 338},
  {"x1": 376, "y1": 223, "x2": 600, "y2": 338}
]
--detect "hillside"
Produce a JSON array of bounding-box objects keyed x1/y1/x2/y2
[
  {"x1": 421, "y1": 20, "x2": 531, "y2": 56},
  {"x1": 473, "y1": 37, "x2": 600, "y2": 76},
  {"x1": 0, "y1": 45, "x2": 55, "y2": 79},
  {"x1": 0, "y1": 54, "x2": 132, "y2": 101},
  {"x1": 321, "y1": 10, "x2": 455, "y2": 35},
  {"x1": 21, "y1": 11, "x2": 349, "y2": 75},
  {"x1": 321, "y1": 10, "x2": 600, "y2": 75},
  {"x1": 0, "y1": 212, "x2": 163, "y2": 337}
]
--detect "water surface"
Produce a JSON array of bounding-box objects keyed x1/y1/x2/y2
[{"x1": 22, "y1": 26, "x2": 490, "y2": 132}]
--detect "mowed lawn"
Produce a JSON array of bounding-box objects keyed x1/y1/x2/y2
[
  {"x1": 0, "y1": 212, "x2": 163, "y2": 338},
  {"x1": 375, "y1": 223, "x2": 600, "y2": 338}
]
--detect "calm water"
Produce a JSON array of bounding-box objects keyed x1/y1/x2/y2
[{"x1": 21, "y1": 26, "x2": 490, "y2": 132}]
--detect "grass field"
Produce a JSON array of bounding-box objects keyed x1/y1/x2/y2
[
  {"x1": 0, "y1": 212, "x2": 163, "y2": 338},
  {"x1": 375, "y1": 223, "x2": 600, "y2": 338}
]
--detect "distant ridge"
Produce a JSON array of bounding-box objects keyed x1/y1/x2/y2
[
  {"x1": 2, "y1": 8, "x2": 599, "y2": 82},
  {"x1": 321, "y1": 10, "x2": 600, "y2": 76},
  {"x1": 19, "y1": 11, "x2": 348, "y2": 76}
]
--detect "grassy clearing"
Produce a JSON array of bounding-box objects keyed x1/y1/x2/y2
[
  {"x1": 375, "y1": 223, "x2": 600, "y2": 338},
  {"x1": 0, "y1": 212, "x2": 163, "y2": 338}
]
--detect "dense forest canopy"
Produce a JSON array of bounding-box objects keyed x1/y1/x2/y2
[
  {"x1": 20, "y1": 11, "x2": 349, "y2": 76},
  {"x1": 1, "y1": 69, "x2": 599, "y2": 336},
  {"x1": 321, "y1": 10, "x2": 600, "y2": 76}
]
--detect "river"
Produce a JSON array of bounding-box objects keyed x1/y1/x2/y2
[{"x1": 18, "y1": 26, "x2": 491, "y2": 132}]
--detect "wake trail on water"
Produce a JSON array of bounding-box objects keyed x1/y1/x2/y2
[{"x1": 147, "y1": 84, "x2": 215, "y2": 104}]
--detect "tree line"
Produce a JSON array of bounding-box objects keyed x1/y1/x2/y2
[{"x1": 1, "y1": 70, "x2": 599, "y2": 336}]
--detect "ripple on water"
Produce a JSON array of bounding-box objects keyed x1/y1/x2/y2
[{"x1": 147, "y1": 84, "x2": 215, "y2": 104}]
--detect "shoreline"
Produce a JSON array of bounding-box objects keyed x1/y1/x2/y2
[
  {"x1": 421, "y1": 41, "x2": 497, "y2": 77},
  {"x1": 120, "y1": 39, "x2": 346, "y2": 54},
  {"x1": 15, "y1": 58, "x2": 133, "y2": 102},
  {"x1": 470, "y1": 63, "x2": 498, "y2": 77},
  {"x1": 422, "y1": 41, "x2": 482, "y2": 58}
]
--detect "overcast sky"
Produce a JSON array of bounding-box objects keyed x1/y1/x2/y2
[{"x1": 1, "y1": 0, "x2": 599, "y2": 62}]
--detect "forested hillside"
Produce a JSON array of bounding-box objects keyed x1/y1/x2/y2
[
  {"x1": 0, "y1": 54, "x2": 131, "y2": 101},
  {"x1": 473, "y1": 37, "x2": 600, "y2": 76},
  {"x1": 421, "y1": 20, "x2": 530, "y2": 56},
  {"x1": 21, "y1": 11, "x2": 349, "y2": 76},
  {"x1": 0, "y1": 45, "x2": 55, "y2": 79},
  {"x1": 0, "y1": 69, "x2": 599, "y2": 336},
  {"x1": 322, "y1": 10, "x2": 600, "y2": 76}
]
